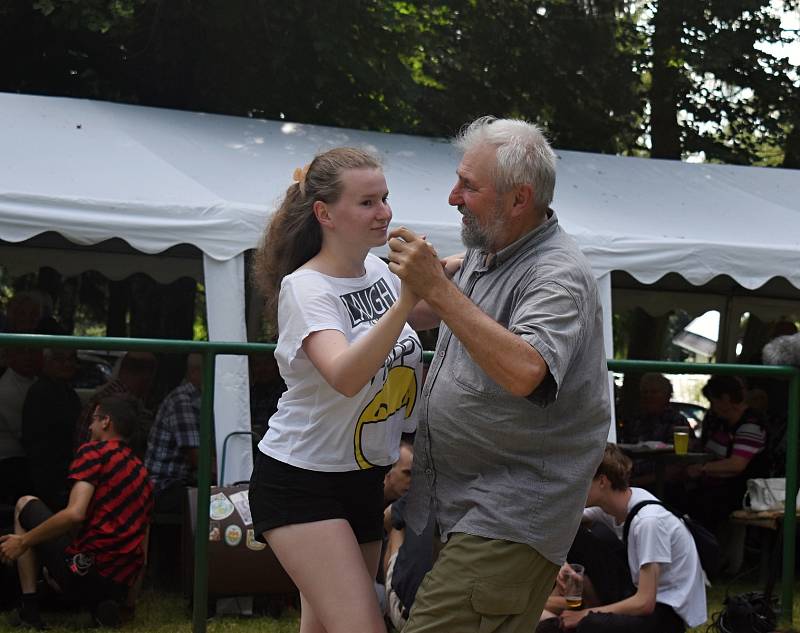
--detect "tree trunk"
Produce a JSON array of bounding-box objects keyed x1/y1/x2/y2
[
  {"x1": 782, "y1": 121, "x2": 800, "y2": 169},
  {"x1": 106, "y1": 279, "x2": 129, "y2": 337},
  {"x1": 649, "y1": 0, "x2": 684, "y2": 159}
]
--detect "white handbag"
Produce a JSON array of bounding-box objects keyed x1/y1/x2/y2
[{"x1": 743, "y1": 478, "x2": 800, "y2": 512}]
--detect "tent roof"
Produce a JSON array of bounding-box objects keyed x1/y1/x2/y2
[{"x1": 2, "y1": 92, "x2": 799, "y2": 291}]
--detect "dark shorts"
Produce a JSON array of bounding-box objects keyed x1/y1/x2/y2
[
  {"x1": 248, "y1": 451, "x2": 388, "y2": 544},
  {"x1": 19, "y1": 499, "x2": 127, "y2": 604}
]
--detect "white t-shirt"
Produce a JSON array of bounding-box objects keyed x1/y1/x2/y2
[
  {"x1": 582, "y1": 487, "x2": 707, "y2": 627},
  {"x1": 258, "y1": 254, "x2": 422, "y2": 472}
]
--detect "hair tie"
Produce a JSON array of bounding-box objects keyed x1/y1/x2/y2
[{"x1": 292, "y1": 164, "x2": 310, "y2": 191}]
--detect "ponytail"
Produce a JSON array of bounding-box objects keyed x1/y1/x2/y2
[{"x1": 252, "y1": 147, "x2": 382, "y2": 330}]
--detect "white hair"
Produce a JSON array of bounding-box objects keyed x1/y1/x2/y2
[
  {"x1": 454, "y1": 115, "x2": 557, "y2": 211},
  {"x1": 763, "y1": 333, "x2": 800, "y2": 366}
]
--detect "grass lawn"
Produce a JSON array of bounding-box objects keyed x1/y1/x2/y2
[{"x1": 1, "y1": 576, "x2": 798, "y2": 632}]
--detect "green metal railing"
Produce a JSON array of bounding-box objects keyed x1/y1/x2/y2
[{"x1": 1, "y1": 335, "x2": 798, "y2": 629}]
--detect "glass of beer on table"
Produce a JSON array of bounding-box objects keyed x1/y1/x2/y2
[{"x1": 673, "y1": 426, "x2": 691, "y2": 455}]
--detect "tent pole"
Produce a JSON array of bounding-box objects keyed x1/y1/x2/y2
[
  {"x1": 597, "y1": 272, "x2": 617, "y2": 441},
  {"x1": 715, "y1": 294, "x2": 735, "y2": 362}
]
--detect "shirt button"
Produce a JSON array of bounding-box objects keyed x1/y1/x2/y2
[
  {"x1": 438, "y1": 350, "x2": 445, "y2": 357},
  {"x1": 425, "y1": 468, "x2": 433, "y2": 475}
]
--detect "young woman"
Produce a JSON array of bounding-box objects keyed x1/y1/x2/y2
[{"x1": 249, "y1": 148, "x2": 426, "y2": 633}]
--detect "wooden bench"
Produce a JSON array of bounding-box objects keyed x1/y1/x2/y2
[{"x1": 727, "y1": 509, "x2": 799, "y2": 581}]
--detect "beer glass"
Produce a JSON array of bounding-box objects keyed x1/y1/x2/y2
[
  {"x1": 673, "y1": 427, "x2": 691, "y2": 455},
  {"x1": 564, "y1": 563, "x2": 584, "y2": 609}
]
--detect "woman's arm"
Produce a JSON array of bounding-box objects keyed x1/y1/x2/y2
[
  {"x1": 408, "y1": 252, "x2": 464, "y2": 331},
  {"x1": 303, "y1": 286, "x2": 418, "y2": 397},
  {"x1": 691, "y1": 454, "x2": 750, "y2": 478}
]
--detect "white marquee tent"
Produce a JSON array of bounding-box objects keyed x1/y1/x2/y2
[{"x1": 2, "y1": 92, "x2": 800, "y2": 481}]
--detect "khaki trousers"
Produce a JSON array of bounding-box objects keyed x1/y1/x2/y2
[{"x1": 403, "y1": 532, "x2": 558, "y2": 633}]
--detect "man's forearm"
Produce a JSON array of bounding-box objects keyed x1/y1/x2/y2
[
  {"x1": 425, "y1": 279, "x2": 547, "y2": 397},
  {"x1": 545, "y1": 595, "x2": 567, "y2": 614},
  {"x1": 21, "y1": 510, "x2": 80, "y2": 550}
]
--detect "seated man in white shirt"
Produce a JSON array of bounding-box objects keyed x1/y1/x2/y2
[{"x1": 546, "y1": 443, "x2": 707, "y2": 633}]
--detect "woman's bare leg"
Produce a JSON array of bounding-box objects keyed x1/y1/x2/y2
[{"x1": 265, "y1": 519, "x2": 386, "y2": 633}]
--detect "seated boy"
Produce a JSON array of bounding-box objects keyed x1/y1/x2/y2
[
  {"x1": 0, "y1": 396, "x2": 153, "y2": 629},
  {"x1": 540, "y1": 443, "x2": 706, "y2": 633}
]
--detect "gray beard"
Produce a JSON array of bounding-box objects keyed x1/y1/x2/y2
[{"x1": 460, "y1": 206, "x2": 502, "y2": 251}]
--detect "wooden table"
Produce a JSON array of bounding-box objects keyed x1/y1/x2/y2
[{"x1": 618, "y1": 444, "x2": 713, "y2": 497}]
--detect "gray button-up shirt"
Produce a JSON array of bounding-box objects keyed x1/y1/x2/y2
[{"x1": 405, "y1": 211, "x2": 610, "y2": 564}]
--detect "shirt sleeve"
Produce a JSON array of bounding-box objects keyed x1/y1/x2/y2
[
  {"x1": 278, "y1": 274, "x2": 349, "y2": 366},
  {"x1": 68, "y1": 444, "x2": 104, "y2": 486},
  {"x1": 582, "y1": 506, "x2": 605, "y2": 523},
  {"x1": 731, "y1": 422, "x2": 766, "y2": 459},
  {"x1": 170, "y1": 393, "x2": 201, "y2": 449},
  {"x1": 509, "y1": 280, "x2": 585, "y2": 404},
  {"x1": 631, "y1": 515, "x2": 673, "y2": 567}
]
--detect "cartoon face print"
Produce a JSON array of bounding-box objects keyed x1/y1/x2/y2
[{"x1": 353, "y1": 336, "x2": 421, "y2": 469}]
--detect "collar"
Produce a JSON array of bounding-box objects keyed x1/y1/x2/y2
[{"x1": 476, "y1": 208, "x2": 558, "y2": 270}]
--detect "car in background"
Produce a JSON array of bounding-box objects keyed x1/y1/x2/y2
[
  {"x1": 673, "y1": 401, "x2": 707, "y2": 437},
  {"x1": 71, "y1": 351, "x2": 123, "y2": 404}
]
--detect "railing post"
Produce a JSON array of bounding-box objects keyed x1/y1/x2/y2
[
  {"x1": 192, "y1": 351, "x2": 217, "y2": 633},
  {"x1": 781, "y1": 371, "x2": 799, "y2": 625}
]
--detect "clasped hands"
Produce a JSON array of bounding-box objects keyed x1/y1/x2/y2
[
  {"x1": 0, "y1": 533, "x2": 26, "y2": 564},
  {"x1": 387, "y1": 227, "x2": 462, "y2": 304}
]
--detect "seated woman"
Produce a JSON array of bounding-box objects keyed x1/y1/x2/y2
[{"x1": 684, "y1": 375, "x2": 769, "y2": 531}]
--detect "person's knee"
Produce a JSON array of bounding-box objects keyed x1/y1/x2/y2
[
  {"x1": 14, "y1": 495, "x2": 39, "y2": 518},
  {"x1": 576, "y1": 611, "x2": 617, "y2": 633}
]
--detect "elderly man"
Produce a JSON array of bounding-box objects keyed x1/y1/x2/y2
[
  {"x1": 387, "y1": 116, "x2": 610, "y2": 633},
  {"x1": 621, "y1": 373, "x2": 688, "y2": 444}
]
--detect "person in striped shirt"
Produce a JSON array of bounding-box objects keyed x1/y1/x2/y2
[
  {"x1": 684, "y1": 375, "x2": 768, "y2": 531},
  {"x1": 0, "y1": 395, "x2": 153, "y2": 630}
]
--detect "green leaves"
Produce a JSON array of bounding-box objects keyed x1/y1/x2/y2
[{"x1": 3, "y1": 0, "x2": 797, "y2": 164}]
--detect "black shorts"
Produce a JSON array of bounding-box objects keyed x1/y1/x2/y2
[
  {"x1": 248, "y1": 451, "x2": 388, "y2": 544},
  {"x1": 18, "y1": 500, "x2": 127, "y2": 604}
]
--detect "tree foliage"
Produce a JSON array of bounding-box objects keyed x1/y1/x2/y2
[
  {"x1": 1, "y1": 0, "x2": 797, "y2": 160},
  {"x1": 644, "y1": 0, "x2": 800, "y2": 164},
  {"x1": 409, "y1": 0, "x2": 644, "y2": 151}
]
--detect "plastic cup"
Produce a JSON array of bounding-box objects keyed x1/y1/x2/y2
[
  {"x1": 673, "y1": 428, "x2": 690, "y2": 455},
  {"x1": 564, "y1": 563, "x2": 584, "y2": 609}
]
